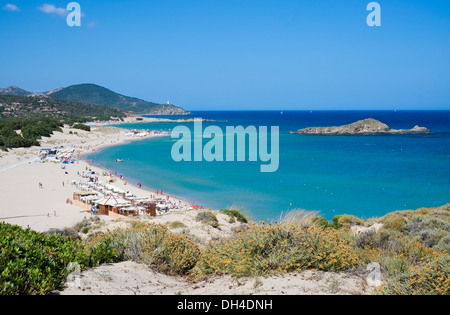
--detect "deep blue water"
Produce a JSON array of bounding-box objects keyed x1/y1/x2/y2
[{"x1": 86, "y1": 111, "x2": 450, "y2": 221}]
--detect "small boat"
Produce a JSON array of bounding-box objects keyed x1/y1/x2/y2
[{"x1": 115, "y1": 159, "x2": 124, "y2": 163}]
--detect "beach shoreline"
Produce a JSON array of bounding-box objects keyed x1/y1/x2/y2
[
  {"x1": 0, "y1": 124, "x2": 196, "y2": 232},
  {"x1": 87, "y1": 115, "x2": 217, "y2": 127}
]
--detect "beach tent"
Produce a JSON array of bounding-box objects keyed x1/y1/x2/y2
[{"x1": 113, "y1": 187, "x2": 125, "y2": 194}]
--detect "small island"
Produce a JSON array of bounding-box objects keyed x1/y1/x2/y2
[{"x1": 291, "y1": 118, "x2": 431, "y2": 135}]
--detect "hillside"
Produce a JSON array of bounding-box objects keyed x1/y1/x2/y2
[
  {"x1": 0, "y1": 85, "x2": 32, "y2": 96},
  {"x1": 0, "y1": 94, "x2": 124, "y2": 122},
  {"x1": 0, "y1": 94, "x2": 125, "y2": 149},
  {"x1": 48, "y1": 84, "x2": 188, "y2": 115}
]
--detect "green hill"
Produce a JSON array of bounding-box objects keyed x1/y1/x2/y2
[
  {"x1": 0, "y1": 85, "x2": 32, "y2": 96},
  {"x1": 0, "y1": 94, "x2": 126, "y2": 149},
  {"x1": 48, "y1": 84, "x2": 188, "y2": 115},
  {"x1": 0, "y1": 94, "x2": 124, "y2": 123}
]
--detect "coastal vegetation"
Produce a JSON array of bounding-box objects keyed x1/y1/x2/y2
[
  {"x1": 0, "y1": 94, "x2": 121, "y2": 149},
  {"x1": 220, "y1": 209, "x2": 249, "y2": 224},
  {"x1": 0, "y1": 223, "x2": 118, "y2": 295},
  {"x1": 0, "y1": 82, "x2": 190, "y2": 149},
  {"x1": 192, "y1": 222, "x2": 361, "y2": 277},
  {"x1": 0, "y1": 118, "x2": 63, "y2": 149},
  {"x1": 0, "y1": 83, "x2": 189, "y2": 116},
  {"x1": 71, "y1": 123, "x2": 91, "y2": 132},
  {"x1": 1, "y1": 205, "x2": 449, "y2": 295},
  {"x1": 196, "y1": 211, "x2": 219, "y2": 228},
  {"x1": 0, "y1": 94, "x2": 124, "y2": 122}
]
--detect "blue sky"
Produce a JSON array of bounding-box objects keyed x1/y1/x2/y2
[{"x1": 1, "y1": 0, "x2": 449, "y2": 110}]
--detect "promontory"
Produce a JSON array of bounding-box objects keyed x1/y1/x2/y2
[{"x1": 291, "y1": 118, "x2": 431, "y2": 135}]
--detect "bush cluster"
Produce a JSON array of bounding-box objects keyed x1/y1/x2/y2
[
  {"x1": 196, "y1": 211, "x2": 219, "y2": 228},
  {"x1": 0, "y1": 223, "x2": 118, "y2": 295},
  {"x1": 0, "y1": 118, "x2": 63, "y2": 149},
  {"x1": 2, "y1": 205, "x2": 449, "y2": 295},
  {"x1": 220, "y1": 209, "x2": 248, "y2": 224},
  {"x1": 349, "y1": 205, "x2": 450, "y2": 295},
  {"x1": 192, "y1": 222, "x2": 361, "y2": 278},
  {"x1": 71, "y1": 123, "x2": 91, "y2": 132},
  {"x1": 378, "y1": 254, "x2": 450, "y2": 295},
  {"x1": 107, "y1": 224, "x2": 200, "y2": 275}
]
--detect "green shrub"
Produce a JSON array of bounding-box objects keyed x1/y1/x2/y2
[
  {"x1": 403, "y1": 209, "x2": 450, "y2": 251},
  {"x1": 435, "y1": 236, "x2": 450, "y2": 252},
  {"x1": 0, "y1": 223, "x2": 118, "y2": 295},
  {"x1": 86, "y1": 237, "x2": 119, "y2": 267},
  {"x1": 383, "y1": 213, "x2": 407, "y2": 232},
  {"x1": 193, "y1": 223, "x2": 361, "y2": 278},
  {"x1": 168, "y1": 221, "x2": 187, "y2": 229},
  {"x1": 72, "y1": 123, "x2": 91, "y2": 132},
  {"x1": 196, "y1": 211, "x2": 219, "y2": 228},
  {"x1": 220, "y1": 209, "x2": 248, "y2": 224},
  {"x1": 378, "y1": 254, "x2": 450, "y2": 295},
  {"x1": 0, "y1": 118, "x2": 63, "y2": 148},
  {"x1": 0, "y1": 223, "x2": 82, "y2": 295},
  {"x1": 312, "y1": 216, "x2": 331, "y2": 228},
  {"x1": 331, "y1": 214, "x2": 364, "y2": 229}
]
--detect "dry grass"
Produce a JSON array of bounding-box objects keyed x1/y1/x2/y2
[
  {"x1": 79, "y1": 204, "x2": 450, "y2": 295},
  {"x1": 192, "y1": 222, "x2": 361, "y2": 278},
  {"x1": 279, "y1": 209, "x2": 320, "y2": 228}
]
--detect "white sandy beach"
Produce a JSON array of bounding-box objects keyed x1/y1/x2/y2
[{"x1": 0, "y1": 126, "x2": 179, "y2": 232}]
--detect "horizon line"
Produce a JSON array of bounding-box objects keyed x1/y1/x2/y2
[{"x1": 180, "y1": 109, "x2": 450, "y2": 112}]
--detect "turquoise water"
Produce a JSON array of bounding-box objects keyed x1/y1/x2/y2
[{"x1": 86, "y1": 111, "x2": 450, "y2": 221}]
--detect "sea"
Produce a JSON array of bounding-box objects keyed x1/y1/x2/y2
[{"x1": 85, "y1": 110, "x2": 450, "y2": 221}]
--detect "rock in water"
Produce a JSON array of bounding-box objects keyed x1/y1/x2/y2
[{"x1": 293, "y1": 118, "x2": 431, "y2": 135}]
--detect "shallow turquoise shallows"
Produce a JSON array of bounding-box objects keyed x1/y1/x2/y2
[{"x1": 86, "y1": 110, "x2": 450, "y2": 221}]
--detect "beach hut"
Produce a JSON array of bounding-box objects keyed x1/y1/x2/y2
[
  {"x1": 135, "y1": 200, "x2": 157, "y2": 217},
  {"x1": 95, "y1": 195, "x2": 131, "y2": 215}
]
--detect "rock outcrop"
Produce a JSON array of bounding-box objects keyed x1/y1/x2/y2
[{"x1": 292, "y1": 118, "x2": 431, "y2": 135}]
